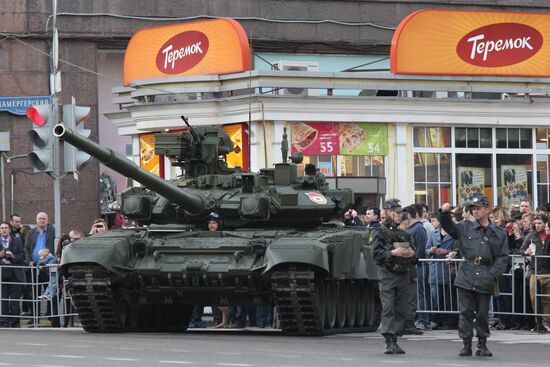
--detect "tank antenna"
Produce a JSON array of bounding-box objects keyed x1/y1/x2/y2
[{"x1": 181, "y1": 115, "x2": 199, "y2": 141}]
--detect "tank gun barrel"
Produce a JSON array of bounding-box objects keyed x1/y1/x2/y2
[{"x1": 53, "y1": 124, "x2": 205, "y2": 214}]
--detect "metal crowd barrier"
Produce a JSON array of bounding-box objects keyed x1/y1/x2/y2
[
  {"x1": 2, "y1": 255, "x2": 549, "y2": 328},
  {"x1": 415, "y1": 255, "x2": 550, "y2": 321},
  {"x1": 0, "y1": 264, "x2": 77, "y2": 327}
]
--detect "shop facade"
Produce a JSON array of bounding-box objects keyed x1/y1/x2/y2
[{"x1": 105, "y1": 9, "x2": 550, "y2": 213}]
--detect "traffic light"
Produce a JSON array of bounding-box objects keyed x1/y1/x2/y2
[
  {"x1": 62, "y1": 98, "x2": 92, "y2": 173},
  {"x1": 27, "y1": 104, "x2": 55, "y2": 172}
]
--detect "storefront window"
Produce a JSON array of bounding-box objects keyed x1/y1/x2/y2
[
  {"x1": 456, "y1": 154, "x2": 492, "y2": 205},
  {"x1": 413, "y1": 127, "x2": 451, "y2": 147},
  {"x1": 455, "y1": 128, "x2": 491, "y2": 148},
  {"x1": 496, "y1": 128, "x2": 532, "y2": 149},
  {"x1": 496, "y1": 155, "x2": 531, "y2": 207},
  {"x1": 537, "y1": 155, "x2": 550, "y2": 204},
  {"x1": 414, "y1": 126, "x2": 548, "y2": 208},
  {"x1": 300, "y1": 155, "x2": 383, "y2": 177},
  {"x1": 414, "y1": 153, "x2": 451, "y2": 212},
  {"x1": 536, "y1": 128, "x2": 550, "y2": 149}
]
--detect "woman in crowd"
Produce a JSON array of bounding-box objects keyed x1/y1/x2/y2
[
  {"x1": 426, "y1": 213, "x2": 456, "y2": 329},
  {"x1": 520, "y1": 214, "x2": 548, "y2": 332}
]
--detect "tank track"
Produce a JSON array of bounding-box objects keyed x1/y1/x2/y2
[
  {"x1": 271, "y1": 266, "x2": 373, "y2": 336},
  {"x1": 68, "y1": 264, "x2": 122, "y2": 333}
]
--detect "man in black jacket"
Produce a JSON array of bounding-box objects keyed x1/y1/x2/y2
[
  {"x1": 0, "y1": 221, "x2": 26, "y2": 327},
  {"x1": 439, "y1": 196, "x2": 508, "y2": 357}
]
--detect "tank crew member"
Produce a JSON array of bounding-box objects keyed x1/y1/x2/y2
[
  {"x1": 439, "y1": 196, "x2": 508, "y2": 357},
  {"x1": 373, "y1": 199, "x2": 417, "y2": 354},
  {"x1": 207, "y1": 212, "x2": 230, "y2": 329}
]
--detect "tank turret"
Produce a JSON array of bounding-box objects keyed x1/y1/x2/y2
[{"x1": 54, "y1": 119, "x2": 352, "y2": 228}]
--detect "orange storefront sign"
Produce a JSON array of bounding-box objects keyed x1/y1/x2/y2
[
  {"x1": 124, "y1": 18, "x2": 250, "y2": 85},
  {"x1": 222, "y1": 123, "x2": 249, "y2": 171},
  {"x1": 391, "y1": 9, "x2": 550, "y2": 77},
  {"x1": 140, "y1": 133, "x2": 163, "y2": 178}
]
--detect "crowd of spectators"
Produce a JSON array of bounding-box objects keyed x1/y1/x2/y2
[
  {"x1": 0, "y1": 212, "x2": 113, "y2": 328},
  {"x1": 344, "y1": 198, "x2": 550, "y2": 334}
]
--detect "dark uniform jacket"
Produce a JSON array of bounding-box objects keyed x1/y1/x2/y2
[
  {"x1": 372, "y1": 221, "x2": 418, "y2": 277},
  {"x1": 438, "y1": 211, "x2": 508, "y2": 294},
  {"x1": 24, "y1": 224, "x2": 55, "y2": 265},
  {"x1": 1, "y1": 236, "x2": 26, "y2": 282}
]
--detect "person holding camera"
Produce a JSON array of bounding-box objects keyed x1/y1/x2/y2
[
  {"x1": 0, "y1": 221, "x2": 25, "y2": 327},
  {"x1": 344, "y1": 208, "x2": 362, "y2": 226},
  {"x1": 89, "y1": 219, "x2": 108, "y2": 235},
  {"x1": 372, "y1": 198, "x2": 417, "y2": 354},
  {"x1": 439, "y1": 196, "x2": 508, "y2": 357}
]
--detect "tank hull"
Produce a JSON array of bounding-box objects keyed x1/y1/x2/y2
[{"x1": 62, "y1": 226, "x2": 380, "y2": 335}]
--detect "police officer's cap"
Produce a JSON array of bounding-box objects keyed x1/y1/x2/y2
[
  {"x1": 472, "y1": 196, "x2": 489, "y2": 208},
  {"x1": 383, "y1": 198, "x2": 404, "y2": 212}
]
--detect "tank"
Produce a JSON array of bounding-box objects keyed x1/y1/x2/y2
[{"x1": 53, "y1": 119, "x2": 380, "y2": 335}]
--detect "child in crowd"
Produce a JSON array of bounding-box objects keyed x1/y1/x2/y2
[{"x1": 37, "y1": 248, "x2": 58, "y2": 300}]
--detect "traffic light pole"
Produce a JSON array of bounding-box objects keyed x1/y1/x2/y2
[
  {"x1": 52, "y1": 97, "x2": 61, "y2": 241},
  {"x1": 51, "y1": 0, "x2": 61, "y2": 241}
]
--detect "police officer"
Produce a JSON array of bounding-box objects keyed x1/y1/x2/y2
[
  {"x1": 439, "y1": 196, "x2": 508, "y2": 357},
  {"x1": 373, "y1": 199, "x2": 417, "y2": 354}
]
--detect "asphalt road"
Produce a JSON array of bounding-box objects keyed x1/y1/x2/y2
[{"x1": 0, "y1": 327, "x2": 549, "y2": 367}]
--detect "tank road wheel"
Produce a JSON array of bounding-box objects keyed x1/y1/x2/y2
[
  {"x1": 151, "y1": 303, "x2": 165, "y2": 331},
  {"x1": 325, "y1": 281, "x2": 337, "y2": 328},
  {"x1": 365, "y1": 279, "x2": 380, "y2": 330},
  {"x1": 355, "y1": 281, "x2": 367, "y2": 327},
  {"x1": 173, "y1": 303, "x2": 192, "y2": 332},
  {"x1": 114, "y1": 294, "x2": 129, "y2": 329},
  {"x1": 315, "y1": 279, "x2": 327, "y2": 329},
  {"x1": 139, "y1": 303, "x2": 153, "y2": 330},
  {"x1": 346, "y1": 281, "x2": 357, "y2": 327},
  {"x1": 127, "y1": 299, "x2": 140, "y2": 330},
  {"x1": 336, "y1": 280, "x2": 347, "y2": 328}
]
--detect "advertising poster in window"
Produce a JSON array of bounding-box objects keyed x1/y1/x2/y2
[
  {"x1": 458, "y1": 166, "x2": 485, "y2": 203},
  {"x1": 339, "y1": 123, "x2": 388, "y2": 156},
  {"x1": 222, "y1": 123, "x2": 249, "y2": 170},
  {"x1": 318, "y1": 161, "x2": 333, "y2": 177},
  {"x1": 290, "y1": 122, "x2": 339, "y2": 155},
  {"x1": 501, "y1": 165, "x2": 528, "y2": 207},
  {"x1": 140, "y1": 133, "x2": 161, "y2": 177}
]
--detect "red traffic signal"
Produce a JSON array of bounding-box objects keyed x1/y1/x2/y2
[{"x1": 26, "y1": 105, "x2": 53, "y2": 126}]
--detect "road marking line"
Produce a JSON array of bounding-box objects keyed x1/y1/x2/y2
[
  {"x1": 377, "y1": 361, "x2": 406, "y2": 364},
  {"x1": 167, "y1": 350, "x2": 193, "y2": 353},
  {"x1": 0, "y1": 352, "x2": 33, "y2": 356},
  {"x1": 159, "y1": 362, "x2": 195, "y2": 365},
  {"x1": 52, "y1": 355, "x2": 86, "y2": 359},
  {"x1": 216, "y1": 364, "x2": 255, "y2": 367},
  {"x1": 105, "y1": 358, "x2": 140, "y2": 362},
  {"x1": 266, "y1": 355, "x2": 301, "y2": 359},
  {"x1": 64, "y1": 345, "x2": 93, "y2": 348},
  {"x1": 18, "y1": 343, "x2": 48, "y2": 346}
]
